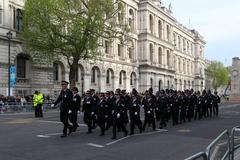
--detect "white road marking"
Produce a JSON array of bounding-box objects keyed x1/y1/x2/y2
[
  {"x1": 36, "y1": 135, "x2": 51, "y2": 138},
  {"x1": 37, "y1": 120, "x2": 87, "y2": 127},
  {"x1": 87, "y1": 143, "x2": 104, "y2": 148},
  {"x1": 105, "y1": 129, "x2": 168, "y2": 146},
  {"x1": 37, "y1": 130, "x2": 87, "y2": 137}
]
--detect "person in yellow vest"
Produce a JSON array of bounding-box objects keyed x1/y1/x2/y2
[{"x1": 33, "y1": 91, "x2": 44, "y2": 118}]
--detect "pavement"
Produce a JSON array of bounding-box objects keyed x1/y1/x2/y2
[{"x1": 0, "y1": 104, "x2": 240, "y2": 160}]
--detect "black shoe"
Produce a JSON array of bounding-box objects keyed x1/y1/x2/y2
[
  {"x1": 129, "y1": 132, "x2": 134, "y2": 135},
  {"x1": 111, "y1": 136, "x2": 116, "y2": 139},
  {"x1": 159, "y1": 126, "x2": 163, "y2": 129},
  {"x1": 68, "y1": 128, "x2": 73, "y2": 135},
  {"x1": 86, "y1": 130, "x2": 92, "y2": 134},
  {"x1": 60, "y1": 134, "x2": 67, "y2": 138},
  {"x1": 124, "y1": 131, "x2": 128, "y2": 137},
  {"x1": 99, "y1": 133, "x2": 104, "y2": 136}
]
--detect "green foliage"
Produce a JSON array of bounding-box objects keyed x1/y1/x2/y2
[
  {"x1": 21, "y1": 0, "x2": 129, "y2": 87},
  {"x1": 21, "y1": 0, "x2": 128, "y2": 61},
  {"x1": 207, "y1": 61, "x2": 229, "y2": 90}
]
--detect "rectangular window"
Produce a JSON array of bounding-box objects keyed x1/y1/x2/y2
[
  {"x1": 118, "y1": 44, "x2": 123, "y2": 57},
  {"x1": 17, "y1": 57, "x2": 26, "y2": 78},
  {"x1": 53, "y1": 63, "x2": 59, "y2": 81},
  {"x1": 105, "y1": 40, "x2": 110, "y2": 54}
]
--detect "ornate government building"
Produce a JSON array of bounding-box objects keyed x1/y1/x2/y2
[{"x1": 0, "y1": 0, "x2": 206, "y2": 97}]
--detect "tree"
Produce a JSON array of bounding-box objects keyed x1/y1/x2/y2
[
  {"x1": 21, "y1": 0, "x2": 128, "y2": 88},
  {"x1": 206, "y1": 61, "x2": 229, "y2": 91}
]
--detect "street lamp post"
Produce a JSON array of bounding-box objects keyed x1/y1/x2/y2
[
  {"x1": 6, "y1": 31, "x2": 13, "y2": 97},
  {"x1": 81, "y1": 76, "x2": 84, "y2": 96}
]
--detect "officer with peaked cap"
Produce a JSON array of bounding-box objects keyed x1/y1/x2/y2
[
  {"x1": 53, "y1": 81, "x2": 73, "y2": 137},
  {"x1": 111, "y1": 90, "x2": 128, "y2": 139}
]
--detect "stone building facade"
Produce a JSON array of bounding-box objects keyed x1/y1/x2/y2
[{"x1": 0, "y1": 0, "x2": 206, "y2": 97}]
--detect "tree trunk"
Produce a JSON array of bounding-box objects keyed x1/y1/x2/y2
[{"x1": 69, "y1": 58, "x2": 79, "y2": 89}]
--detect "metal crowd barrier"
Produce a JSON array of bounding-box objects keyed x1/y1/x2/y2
[
  {"x1": 185, "y1": 126, "x2": 240, "y2": 160},
  {"x1": 0, "y1": 102, "x2": 57, "y2": 114}
]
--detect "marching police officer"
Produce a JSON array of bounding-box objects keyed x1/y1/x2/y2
[
  {"x1": 53, "y1": 81, "x2": 73, "y2": 138},
  {"x1": 129, "y1": 89, "x2": 142, "y2": 135},
  {"x1": 70, "y1": 87, "x2": 81, "y2": 132},
  {"x1": 157, "y1": 90, "x2": 168, "y2": 129},
  {"x1": 97, "y1": 93, "x2": 108, "y2": 136},
  {"x1": 90, "y1": 89, "x2": 99, "y2": 129},
  {"x1": 111, "y1": 90, "x2": 128, "y2": 139},
  {"x1": 82, "y1": 90, "x2": 94, "y2": 134},
  {"x1": 105, "y1": 91, "x2": 115, "y2": 129},
  {"x1": 179, "y1": 91, "x2": 186, "y2": 124},
  {"x1": 142, "y1": 90, "x2": 156, "y2": 131},
  {"x1": 195, "y1": 91, "x2": 203, "y2": 120},
  {"x1": 213, "y1": 91, "x2": 221, "y2": 116}
]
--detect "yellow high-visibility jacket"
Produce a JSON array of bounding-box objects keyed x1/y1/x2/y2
[{"x1": 33, "y1": 93, "x2": 44, "y2": 107}]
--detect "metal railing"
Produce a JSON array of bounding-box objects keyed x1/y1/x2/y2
[
  {"x1": 185, "y1": 126, "x2": 240, "y2": 160},
  {"x1": 0, "y1": 102, "x2": 57, "y2": 114}
]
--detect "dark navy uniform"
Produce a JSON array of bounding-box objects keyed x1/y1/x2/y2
[
  {"x1": 97, "y1": 99, "x2": 108, "y2": 136},
  {"x1": 82, "y1": 93, "x2": 94, "y2": 133},
  {"x1": 179, "y1": 93, "x2": 186, "y2": 124},
  {"x1": 112, "y1": 96, "x2": 128, "y2": 139},
  {"x1": 91, "y1": 93, "x2": 99, "y2": 129},
  {"x1": 213, "y1": 92, "x2": 220, "y2": 116},
  {"x1": 129, "y1": 96, "x2": 142, "y2": 135},
  {"x1": 157, "y1": 92, "x2": 168, "y2": 128},
  {"x1": 195, "y1": 93, "x2": 203, "y2": 120},
  {"x1": 143, "y1": 95, "x2": 156, "y2": 131},
  {"x1": 70, "y1": 93, "x2": 81, "y2": 131},
  {"x1": 54, "y1": 88, "x2": 73, "y2": 137},
  {"x1": 106, "y1": 94, "x2": 115, "y2": 129}
]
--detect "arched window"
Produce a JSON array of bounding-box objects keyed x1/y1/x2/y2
[
  {"x1": 16, "y1": 54, "x2": 30, "y2": 79},
  {"x1": 173, "y1": 33, "x2": 176, "y2": 46},
  {"x1": 128, "y1": 40, "x2": 134, "y2": 59},
  {"x1": 150, "y1": 78, "x2": 153, "y2": 88},
  {"x1": 158, "y1": 20, "x2": 162, "y2": 38},
  {"x1": 130, "y1": 72, "x2": 137, "y2": 86},
  {"x1": 167, "y1": 80, "x2": 170, "y2": 89},
  {"x1": 129, "y1": 9, "x2": 134, "y2": 32},
  {"x1": 166, "y1": 25, "x2": 170, "y2": 41},
  {"x1": 187, "y1": 41, "x2": 189, "y2": 54},
  {"x1": 149, "y1": 14, "x2": 154, "y2": 34},
  {"x1": 106, "y1": 68, "x2": 114, "y2": 85},
  {"x1": 159, "y1": 80, "x2": 162, "y2": 91},
  {"x1": 167, "y1": 50, "x2": 170, "y2": 66},
  {"x1": 149, "y1": 43, "x2": 154, "y2": 62},
  {"x1": 119, "y1": 70, "x2": 126, "y2": 88},
  {"x1": 183, "y1": 39, "x2": 186, "y2": 52},
  {"x1": 53, "y1": 63, "x2": 59, "y2": 81},
  {"x1": 158, "y1": 47, "x2": 162, "y2": 65},
  {"x1": 91, "y1": 68, "x2": 96, "y2": 83},
  {"x1": 91, "y1": 66, "x2": 100, "y2": 85},
  {"x1": 183, "y1": 60, "x2": 186, "y2": 73},
  {"x1": 178, "y1": 36, "x2": 181, "y2": 50},
  {"x1": 106, "y1": 69, "x2": 110, "y2": 84}
]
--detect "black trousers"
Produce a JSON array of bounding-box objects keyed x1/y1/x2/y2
[
  {"x1": 69, "y1": 110, "x2": 78, "y2": 129},
  {"x1": 112, "y1": 118, "x2": 128, "y2": 138},
  {"x1": 84, "y1": 113, "x2": 92, "y2": 132},
  {"x1": 35, "y1": 104, "x2": 43, "y2": 117},
  {"x1": 60, "y1": 110, "x2": 72, "y2": 135},
  {"x1": 106, "y1": 113, "x2": 113, "y2": 129},
  {"x1": 143, "y1": 112, "x2": 156, "y2": 130},
  {"x1": 130, "y1": 115, "x2": 142, "y2": 134},
  {"x1": 159, "y1": 110, "x2": 167, "y2": 127},
  {"x1": 97, "y1": 116, "x2": 106, "y2": 135}
]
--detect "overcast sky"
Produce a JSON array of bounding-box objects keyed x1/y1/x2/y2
[{"x1": 162, "y1": 0, "x2": 240, "y2": 66}]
